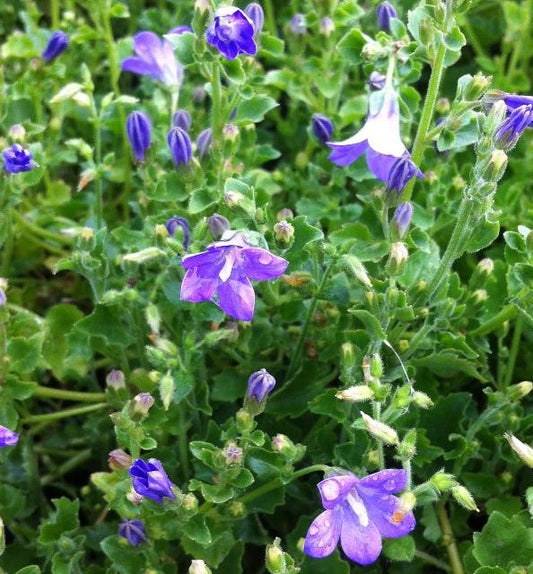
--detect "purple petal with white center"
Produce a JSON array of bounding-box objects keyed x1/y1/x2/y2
[
  {"x1": 241, "y1": 248, "x2": 288, "y2": 281},
  {"x1": 304, "y1": 508, "x2": 342, "y2": 558},
  {"x1": 364, "y1": 494, "x2": 416, "y2": 539},
  {"x1": 132, "y1": 32, "x2": 164, "y2": 68},
  {"x1": 366, "y1": 149, "x2": 400, "y2": 182},
  {"x1": 339, "y1": 505, "x2": 382, "y2": 565},
  {"x1": 180, "y1": 269, "x2": 218, "y2": 303},
  {"x1": 318, "y1": 474, "x2": 358, "y2": 509},
  {"x1": 358, "y1": 469, "x2": 408, "y2": 493},
  {"x1": 181, "y1": 249, "x2": 224, "y2": 271},
  {"x1": 328, "y1": 140, "x2": 368, "y2": 167},
  {"x1": 217, "y1": 269, "x2": 255, "y2": 321},
  {"x1": 121, "y1": 57, "x2": 159, "y2": 77}
]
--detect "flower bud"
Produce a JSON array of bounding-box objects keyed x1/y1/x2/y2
[
  {"x1": 271, "y1": 434, "x2": 305, "y2": 462},
  {"x1": 430, "y1": 471, "x2": 457, "y2": 492},
  {"x1": 0, "y1": 288, "x2": 6, "y2": 307},
  {"x1": 247, "y1": 368, "x2": 276, "y2": 403},
  {"x1": 506, "y1": 381, "x2": 533, "y2": 401},
  {"x1": 504, "y1": 432, "x2": 533, "y2": 467},
  {"x1": 8, "y1": 124, "x2": 25, "y2": 141},
  {"x1": 235, "y1": 408, "x2": 255, "y2": 433},
  {"x1": 376, "y1": 2, "x2": 397, "y2": 32},
  {"x1": 108, "y1": 448, "x2": 132, "y2": 471},
  {"x1": 370, "y1": 354, "x2": 383, "y2": 378},
  {"x1": 131, "y1": 392, "x2": 155, "y2": 420},
  {"x1": 478, "y1": 258, "x2": 494, "y2": 275},
  {"x1": 193, "y1": 86, "x2": 207, "y2": 104},
  {"x1": 194, "y1": 0, "x2": 210, "y2": 13},
  {"x1": 223, "y1": 124, "x2": 240, "y2": 142},
  {"x1": 224, "y1": 190, "x2": 245, "y2": 207},
  {"x1": 464, "y1": 73, "x2": 491, "y2": 101},
  {"x1": 273, "y1": 220, "x2": 294, "y2": 244},
  {"x1": 42, "y1": 30, "x2": 69, "y2": 62},
  {"x1": 361, "y1": 412, "x2": 399, "y2": 444},
  {"x1": 78, "y1": 226, "x2": 95, "y2": 251},
  {"x1": 392, "y1": 202, "x2": 413, "y2": 239},
  {"x1": 319, "y1": 16, "x2": 335, "y2": 36},
  {"x1": 165, "y1": 216, "x2": 190, "y2": 250},
  {"x1": 311, "y1": 113, "x2": 334, "y2": 144},
  {"x1": 106, "y1": 369, "x2": 125, "y2": 390},
  {"x1": 168, "y1": 126, "x2": 192, "y2": 167},
  {"x1": 224, "y1": 442, "x2": 243, "y2": 465},
  {"x1": 228, "y1": 501, "x2": 246, "y2": 517},
  {"x1": 183, "y1": 493, "x2": 199, "y2": 511},
  {"x1": 484, "y1": 149, "x2": 508, "y2": 181},
  {"x1": 244, "y1": 3, "x2": 264, "y2": 35},
  {"x1": 412, "y1": 391, "x2": 433, "y2": 409},
  {"x1": 451, "y1": 485, "x2": 479, "y2": 512},
  {"x1": 172, "y1": 109, "x2": 192, "y2": 132},
  {"x1": 207, "y1": 213, "x2": 230, "y2": 239},
  {"x1": 336, "y1": 385, "x2": 374, "y2": 402},
  {"x1": 196, "y1": 128, "x2": 213, "y2": 160},
  {"x1": 387, "y1": 242, "x2": 409, "y2": 275},
  {"x1": 290, "y1": 14, "x2": 306, "y2": 36},
  {"x1": 399, "y1": 491, "x2": 416, "y2": 513},
  {"x1": 277, "y1": 208, "x2": 294, "y2": 221},
  {"x1": 265, "y1": 538, "x2": 286, "y2": 574},
  {"x1": 189, "y1": 560, "x2": 212, "y2": 574},
  {"x1": 368, "y1": 71, "x2": 386, "y2": 91},
  {"x1": 398, "y1": 429, "x2": 417, "y2": 458},
  {"x1": 126, "y1": 111, "x2": 152, "y2": 163},
  {"x1": 127, "y1": 488, "x2": 144, "y2": 505}
]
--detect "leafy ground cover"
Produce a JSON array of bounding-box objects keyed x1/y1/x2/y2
[{"x1": 1, "y1": 0, "x2": 533, "y2": 572}]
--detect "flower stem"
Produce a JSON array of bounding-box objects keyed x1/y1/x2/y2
[
  {"x1": 437, "y1": 500, "x2": 465, "y2": 574},
  {"x1": 503, "y1": 315, "x2": 523, "y2": 389},
  {"x1": 414, "y1": 550, "x2": 451, "y2": 572},
  {"x1": 469, "y1": 304, "x2": 517, "y2": 337},
  {"x1": 40, "y1": 448, "x2": 92, "y2": 486},
  {"x1": 33, "y1": 385, "x2": 106, "y2": 402},
  {"x1": 11, "y1": 210, "x2": 73, "y2": 245},
  {"x1": 21, "y1": 403, "x2": 107, "y2": 425}
]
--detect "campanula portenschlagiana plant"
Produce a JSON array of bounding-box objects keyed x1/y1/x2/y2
[
  {"x1": 126, "y1": 111, "x2": 151, "y2": 163},
  {"x1": 168, "y1": 127, "x2": 193, "y2": 167},
  {"x1": 376, "y1": 2, "x2": 397, "y2": 32},
  {"x1": 206, "y1": 7, "x2": 257, "y2": 61},
  {"x1": 42, "y1": 30, "x2": 69, "y2": 61},
  {"x1": 246, "y1": 368, "x2": 276, "y2": 403},
  {"x1": 180, "y1": 231, "x2": 288, "y2": 321},
  {"x1": 244, "y1": 3, "x2": 264, "y2": 36},
  {"x1": 386, "y1": 154, "x2": 424, "y2": 193},
  {"x1": 312, "y1": 114, "x2": 334, "y2": 144},
  {"x1": 165, "y1": 216, "x2": 190, "y2": 249},
  {"x1": 118, "y1": 519, "x2": 147, "y2": 546},
  {"x1": 130, "y1": 458, "x2": 176, "y2": 503},
  {"x1": 304, "y1": 470, "x2": 415, "y2": 565},
  {"x1": 172, "y1": 109, "x2": 192, "y2": 132},
  {"x1": 122, "y1": 31, "x2": 183, "y2": 86},
  {"x1": 494, "y1": 105, "x2": 533, "y2": 149},
  {"x1": 2, "y1": 144, "x2": 36, "y2": 173},
  {"x1": 0, "y1": 425, "x2": 19, "y2": 447}
]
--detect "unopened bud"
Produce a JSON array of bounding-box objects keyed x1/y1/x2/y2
[
  {"x1": 277, "y1": 208, "x2": 294, "y2": 221},
  {"x1": 235, "y1": 408, "x2": 255, "y2": 433},
  {"x1": 336, "y1": 385, "x2": 374, "y2": 402},
  {"x1": 370, "y1": 354, "x2": 383, "y2": 378},
  {"x1": 452, "y1": 175, "x2": 465, "y2": 191},
  {"x1": 145, "y1": 303, "x2": 161, "y2": 335},
  {"x1": 478, "y1": 258, "x2": 494, "y2": 275},
  {"x1": 399, "y1": 491, "x2": 416, "y2": 513},
  {"x1": 430, "y1": 471, "x2": 457, "y2": 492},
  {"x1": 412, "y1": 391, "x2": 433, "y2": 409},
  {"x1": 131, "y1": 392, "x2": 155, "y2": 420},
  {"x1": 472, "y1": 289, "x2": 488, "y2": 304},
  {"x1": 189, "y1": 560, "x2": 212, "y2": 574},
  {"x1": 223, "y1": 124, "x2": 239, "y2": 142},
  {"x1": 207, "y1": 213, "x2": 230, "y2": 239},
  {"x1": 465, "y1": 73, "x2": 491, "y2": 101},
  {"x1": 484, "y1": 149, "x2": 508, "y2": 181},
  {"x1": 78, "y1": 226, "x2": 95, "y2": 251},
  {"x1": 194, "y1": 0, "x2": 210, "y2": 13},
  {"x1": 72, "y1": 91, "x2": 91, "y2": 108},
  {"x1": 127, "y1": 488, "x2": 143, "y2": 505},
  {"x1": 341, "y1": 342, "x2": 356, "y2": 371},
  {"x1": 387, "y1": 242, "x2": 408, "y2": 275},
  {"x1": 361, "y1": 412, "x2": 398, "y2": 444},
  {"x1": 106, "y1": 369, "x2": 125, "y2": 390},
  {"x1": 451, "y1": 485, "x2": 479, "y2": 512},
  {"x1": 183, "y1": 493, "x2": 198, "y2": 511},
  {"x1": 108, "y1": 449, "x2": 132, "y2": 471},
  {"x1": 224, "y1": 190, "x2": 245, "y2": 207},
  {"x1": 319, "y1": 16, "x2": 335, "y2": 36},
  {"x1": 504, "y1": 432, "x2": 533, "y2": 467},
  {"x1": 224, "y1": 442, "x2": 243, "y2": 465},
  {"x1": 341, "y1": 254, "x2": 372, "y2": 288},
  {"x1": 8, "y1": 124, "x2": 25, "y2": 141},
  {"x1": 273, "y1": 220, "x2": 294, "y2": 243},
  {"x1": 398, "y1": 429, "x2": 417, "y2": 458},
  {"x1": 368, "y1": 71, "x2": 386, "y2": 91},
  {"x1": 154, "y1": 224, "x2": 168, "y2": 239},
  {"x1": 507, "y1": 381, "x2": 533, "y2": 401},
  {"x1": 436, "y1": 97, "x2": 450, "y2": 114},
  {"x1": 265, "y1": 538, "x2": 286, "y2": 574}
]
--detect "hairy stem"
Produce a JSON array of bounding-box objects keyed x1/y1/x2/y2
[
  {"x1": 437, "y1": 501, "x2": 465, "y2": 574},
  {"x1": 33, "y1": 385, "x2": 106, "y2": 402},
  {"x1": 22, "y1": 403, "x2": 107, "y2": 425}
]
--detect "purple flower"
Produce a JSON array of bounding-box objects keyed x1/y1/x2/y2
[
  {"x1": 304, "y1": 469, "x2": 415, "y2": 565},
  {"x1": 122, "y1": 31, "x2": 183, "y2": 86},
  {"x1": 42, "y1": 31, "x2": 69, "y2": 62},
  {"x1": 244, "y1": 3, "x2": 264, "y2": 35},
  {"x1": 319, "y1": 17, "x2": 335, "y2": 37},
  {"x1": 206, "y1": 7, "x2": 257, "y2": 61},
  {"x1": 386, "y1": 154, "x2": 423, "y2": 194},
  {"x1": 0, "y1": 425, "x2": 19, "y2": 447},
  {"x1": 290, "y1": 14, "x2": 306, "y2": 36},
  {"x1": 485, "y1": 91, "x2": 533, "y2": 117},
  {"x1": 376, "y1": 2, "x2": 397, "y2": 32},
  {"x1": 130, "y1": 458, "x2": 176, "y2": 504},
  {"x1": 118, "y1": 519, "x2": 147, "y2": 546},
  {"x1": 312, "y1": 114, "x2": 334, "y2": 144},
  {"x1": 2, "y1": 144, "x2": 36, "y2": 174},
  {"x1": 166, "y1": 216, "x2": 190, "y2": 250},
  {"x1": 172, "y1": 109, "x2": 192, "y2": 132},
  {"x1": 180, "y1": 231, "x2": 288, "y2": 321},
  {"x1": 126, "y1": 111, "x2": 151, "y2": 163},
  {"x1": 0, "y1": 288, "x2": 6, "y2": 307},
  {"x1": 168, "y1": 25, "x2": 193, "y2": 35},
  {"x1": 494, "y1": 104, "x2": 533, "y2": 150},
  {"x1": 247, "y1": 368, "x2": 276, "y2": 402},
  {"x1": 168, "y1": 127, "x2": 193, "y2": 167},
  {"x1": 197, "y1": 128, "x2": 213, "y2": 160},
  {"x1": 392, "y1": 202, "x2": 413, "y2": 238},
  {"x1": 368, "y1": 71, "x2": 386, "y2": 91},
  {"x1": 207, "y1": 213, "x2": 230, "y2": 239},
  {"x1": 328, "y1": 88, "x2": 418, "y2": 184}
]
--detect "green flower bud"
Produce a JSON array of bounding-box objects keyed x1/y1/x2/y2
[
  {"x1": 412, "y1": 391, "x2": 433, "y2": 409},
  {"x1": 451, "y1": 485, "x2": 479, "y2": 512},
  {"x1": 430, "y1": 471, "x2": 457, "y2": 492},
  {"x1": 361, "y1": 413, "x2": 399, "y2": 445},
  {"x1": 387, "y1": 242, "x2": 409, "y2": 275},
  {"x1": 189, "y1": 560, "x2": 212, "y2": 574},
  {"x1": 464, "y1": 73, "x2": 491, "y2": 101},
  {"x1": 78, "y1": 226, "x2": 96, "y2": 251},
  {"x1": 504, "y1": 432, "x2": 533, "y2": 467},
  {"x1": 265, "y1": 538, "x2": 286, "y2": 574},
  {"x1": 273, "y1": 220, "x2": 295, "y2": 244},
  {"x1": 507, "y1": 381, "x2": 533, "y2": 401},
  {"x1": 336, "y1": 385, "x2": 374, "y2": 402}
]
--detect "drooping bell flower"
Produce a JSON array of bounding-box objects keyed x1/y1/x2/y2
[
  {"x1": 118, "y1": 519, "x2": 147, "y2": 546},
  {"x1": 312, "y1": 114, "x2": 334, "y2": 144}
]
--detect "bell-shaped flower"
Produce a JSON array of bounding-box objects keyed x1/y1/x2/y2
[
  {"x1": 130, "y1": 458, "x2": 176, "y2": 504},
  {"x1": 122, "y1": 31, "x2": 183, "y2": 87},
  {"x1": 118, "y1": 519, "x2": 147, "y2": 546},
  {"x1": 328, "y1": 88, "x2": 419, "y2": 184},
  {"x1": 126, "y1": 111, "x2": 151, "y2": 163},
  {"x1": 2, "y1": 144, "x2": 36, "y2": 174},
  {"x1": 304, "y1": 469, "x2": 415, "y2": 565},
  {"x1": 180, "y1": 231, "x2": 288, "y2": 321},
  {"x1": 206, "y1": 7, "x2": 257, "y2": 60},
  {"x1": 42, "y1": 31, "x2": 69, "y2": 62}
]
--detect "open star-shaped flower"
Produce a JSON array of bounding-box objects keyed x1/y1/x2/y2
[
  {"x1": 180, "y1": 231, "x2": 288, "y2": 321},
  {"x1": 304, "y1": 469, "x2": 415, "y2": 565},
  {"x1": 206, "y1": 7, "x2": 257, "y2": 60},
  {"x1": 328, "y1": 88, "x2": 421, "y2": 185}
]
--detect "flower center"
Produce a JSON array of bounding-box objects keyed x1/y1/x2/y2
[
  {"x1": 218, "y1": 248, "x2": 239, "y2": 282},
  {"x1": 346, "y1": 492, "x2": 369, "y2": 527}
]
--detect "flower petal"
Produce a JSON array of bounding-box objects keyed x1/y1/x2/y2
[
  {"x1": 318, "y1": 474, "x2": 358, "y2": 509},
  {"x1": 365, "y1": 90, "x2": 406, "y2": 157},
  {"x1": 218, "y1": 39, "x2": 240, "y2": 60},
  {"x1": 340, "y1": 505, "x2": 382, "y2": 565},
  {"x1": 181, "y1": 249, "x2": 224, "y2": 271},
  {"x1": 180, "y1": 269, "x2": 218, "y2": 303},
  {"x1": 328, "y1": 139, "x2": 368, "y2": 167},
  {"x1": 358, "y1": 469, "x2": 408, "y2": 493},
  {"x1": 365, "y1": 148, "x2": 399, "y2": 182},
  {"x1": 304, "y1": 509, "x2": 342, "y2": 559},
  {"x1": 365, "y1": 498, "x2": 416, "y2": 539},
  {"x1": 132, "y1": 32, "x2": 164, "y2": 67},
  {"x1": 217, "y1": 270, "x2": 255, "y2": 321},
  {"x1": 121, "y1": 57, "x2": 159, "y2": 78},
  {"x1": 241, "y1": 248, "x2": 288, "y2": 281}
]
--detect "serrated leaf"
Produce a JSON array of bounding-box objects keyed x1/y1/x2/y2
[
  {"x1": 348, "y1": 309, "x2": 386, "y2": 341},
  {"x1": 236, "y1": 95, "x2": 278, "y2": 123},
  {"x1": 382, "y1": 536, "x2": 415, "y2": 561},
  {"x1": 38, "y1": 498, "x2": 80, "y2": 545},
  {"x1": 337, "y1": 29, "x2": 365, "y2": 62}
]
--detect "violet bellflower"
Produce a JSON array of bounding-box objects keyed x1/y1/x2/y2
[
  {"x1": 166, "y1": 216, "x2": 190, "y2": 250},
  {"x1": 312, "y1": 114, "x2": 334, "y2": 145},
  {"x1": 118, "y1": 519, "x2": 147, "y2": 546},
  {"x1": 376, "y1": 2, "x2": 397, "y2": 32},
  {"x1": 168, "y1": 127, "x2": 193, "y2": 167},
  {"x1": 328, "y1": 88, "x2": 420, "y2": 184},
  {"x1": 485, "y1": 90, "x2": 533, "y2": 117},
  {"x1": 2, "y1": 144, "x2": 36, "y2": 174},
  {"x1": 172, "y1": 109, "x2": 192, "y2": 132},
  {"x1": 244, "y1": 3, "x2": 265, "y2": 35},
  {"x1": 197, "y1": 128, "x2": 213, "y2": 160},
  {"x1": 42, "y1": 31, "x2": 69, "y2": 62},
  {"x1": 494, "y1": 104, "x2": 533, "y2": 150},
  {"x1": 304, "y1": 469, "x2": 415, "y2": 565},
  {"x1": 0, "y1": 425, "x2": 19, "y2": 447},
  {"x1": 130, "y1": 458, "x2": 176, "y2": 504},
  {"x1": 392, "y1": 201, "x2": 413, "y2": 239},
  {"x1": 126, "y1": 111, "x2": 151, "y2": 163},
  {"x1": 122, "y1": 31, "x2": 183, "y2": 87},
  {"x1": 180, "y1": 231, "x2": 288, "y2": 321},
  {"x1": 386, "y1": 154, "x2": 423, "y2": 194},
  {"x1": 206, "y1": 7, "x2": 257, "y2": 61},
  {"x1": 247, "y1": 368, "x2": 276, "y2": 403}
]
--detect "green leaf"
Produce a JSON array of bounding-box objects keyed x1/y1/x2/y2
[
  {"x1": 348, "y1": 309, "x2": 386, "y2": 341},
  {"x1": 165, "y1": 31, "x2": 195, "y2": 64},
  {"x1": 189, "y1": 187, "x2": 218, "y2": 214},
  {"x1": 184, "y1": 514, "x2": 212, "y2": 546},
  {"x1": 284, "y1": 216, "x2": 323, "y2": 267},
  {"x1": 38, "y1": 498, "x2": 80, "y2": 545},
  {"x1": 465, "y1": 218, "x2": 500, "y2": 253},
  {"x1": 75, "y1": 304, "x2": 136, "y2": 347},
  {"x1": 473, "y1": 567, "x2": 507, "y2": 574},
  {"x1": 15, "y1": 567, "x2": 42, "y2": 574},
  {"x1": 473, "y1": 511, "x2": 533, "y2": 568},
  {"x1": 414, "y1": 352, "x2": 484, "y2": 381},
  {"x1": 308, "y1": 389, "x2": 347, "y2": 423},
  {"x1": 223, "y1": 59, "x2": 245, "y2": 84},
  {"x1": 7, "y1": 333, "x2": 44, "y2": 373},
  {"x1": 181, "y1": 520, "x2": 234, "y2": 568},
  {"x1": 382, "y1": 536, "x2": 416, "y2": 561},
  {"x1": 337, "y1": 29, "x2": 365, "y2": 63},
  {"x1": 235, "y1": 95, "x2": 278, "y2": 123},
  {"x1": 100, "y1": 536, "x2": 146, "y2": 574}
]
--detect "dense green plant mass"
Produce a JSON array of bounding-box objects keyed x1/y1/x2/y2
[{"x1": 1, "y1": 0, "x2": 533, "y2": 572}]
